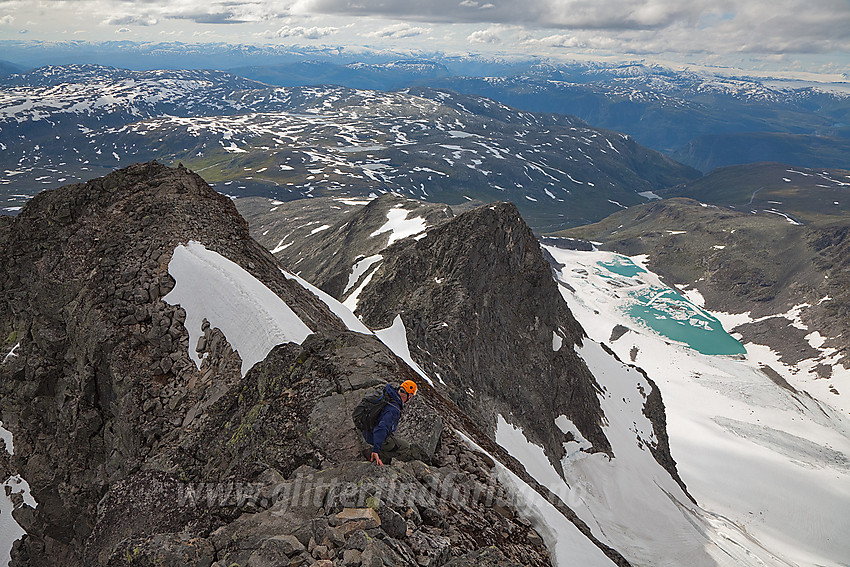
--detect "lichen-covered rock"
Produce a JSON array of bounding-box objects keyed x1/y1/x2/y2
[
  {"x1": 246, "y1": 535, "x2": 305, "y2": 567},
  {"x1": 104, "y1": 534, "x2": 214, "y2": 567},
  {"x1": 443, "y1": 546, "x2": 524, "y2": 567}
]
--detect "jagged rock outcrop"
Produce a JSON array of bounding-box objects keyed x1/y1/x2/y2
[
  {"x1": 240, "y1": 192, "x2": 685, "y2": 496},
  {"x1": 0, "y1": 162, "x2": 635, "y2": 567},
  {"x1": 353, "y1": 202, "x2": 611, "y2": 471}
]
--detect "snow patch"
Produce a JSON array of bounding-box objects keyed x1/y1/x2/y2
[
  {"x1": 373, "y1": 315, "x2": 433, "y2": 386},
  {"x1": 456, "y1": 429, "x2": 616, "y2": 567},
  {"x1": 681, "y1": 288, "x2": 706, "y2": 308},
  {"x1": 1, "y1": 474, "x2": 35, "y2": 567},
  {"x1": 343, "y1": 254, "x2": 383, "y2": 298},
  {"x1": 281, "y1": 270, "x2": 371, "y2": 336},
  {"x1": 638, "y1": 191, "x2": 662, "y2": 200},
  {"x1": 0, "y1": 423, "x2": 12, "y2": 456},
  {"x1": 370, "y1": 208, "x2": 427, "y2": 246},
  {"x1": 554, "y1": 416, "x2": 593, "y2": 453},
  {"x1": 270, "y1": 240, "x2": 294, "y2": 254},
  {"x1": 2, "y1": 342, "x2": 20, "y2": 365},
  {"x1": 163, "y1": 241, "x2": 312, "y2": 376}
]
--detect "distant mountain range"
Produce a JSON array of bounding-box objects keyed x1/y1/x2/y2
[
  {"x1": 228, "y1": 59, "x2": 452, "y2": 91},
  {"x1": 0, "y1": 60, "x2": 24, "y2": 76},
  {"x1": 222, "y1": 59, "x2": 850, "y2": 172},
  {"x1": 2, "y1": 41, "x2": 848, "y2": 173},
  {"x1": 0, "y1": 64, "x2": 698, "y2": 232}
]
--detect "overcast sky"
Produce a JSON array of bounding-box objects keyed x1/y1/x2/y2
[{"x1": 1, "y1": 0, "x2": 849, "y2": 78}]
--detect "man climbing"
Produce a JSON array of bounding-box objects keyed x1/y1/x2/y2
[{"x1": 355, "y1": 380, "x2": 418, "y2": 466}]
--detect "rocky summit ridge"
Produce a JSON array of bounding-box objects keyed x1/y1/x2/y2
[
  {"x1": 240, "y1": 191, "x2": 690, "y2": 510},
  {"x1": 0, "y1": 162, "x2": 642, "y2": 567}
]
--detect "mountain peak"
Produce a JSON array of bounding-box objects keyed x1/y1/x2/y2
[{"x1": 2, "y1": 163, "x2": 598, "y2": 567}]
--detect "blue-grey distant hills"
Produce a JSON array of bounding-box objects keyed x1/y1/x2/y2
[
  {"x1": 3, "y1": 40, "x2": 847, "y2": 173},
  {"x1": 229, "y1": 60, "x2": 850, "y2": 173},
  {"x1": 229, "y1": 59, "x2": 452, "y2": 91},
  {"x1": 0, "y1": 64, "x2": 698, "y2": 232},
  {"x1": 0, "y1": 60, "x2": 25, "y2": 76}
]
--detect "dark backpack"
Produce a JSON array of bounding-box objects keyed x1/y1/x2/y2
[{"x1": 352, "y1": 387, "x2": 389, "y2": 432}]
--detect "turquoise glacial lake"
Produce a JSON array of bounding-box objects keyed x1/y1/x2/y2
[{"x1": 598, "y1": 257, "x2": 746, "y2": 356}]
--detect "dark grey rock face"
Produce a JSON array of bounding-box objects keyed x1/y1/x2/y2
[
  {"x1": 353, "y1": 201, "x2": 612, "y2": 471},
  {"x1": 0, "y1": 162, "x2": 591, "y2": 567}
]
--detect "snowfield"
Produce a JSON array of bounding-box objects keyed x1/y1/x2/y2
[
  {"x1": 541, "y1": 243, "x2": 850, "y2": 567},
  {"x1": 162, "y1": 241, "x2": 313, "y2": 376},
  {"x1": 457, "y1": 429, "x2": 617, "y2": 567},
  {"x1": 370, "y1": 206, "x2": 428, "y2": 246}
]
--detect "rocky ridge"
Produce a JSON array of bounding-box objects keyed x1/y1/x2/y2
[
  {"x1": 353, "y1": 202, "x2": 611, "y2": 470},
  {"x1": 235, "y1": 194, "x2": 454, "y2": 300},
  {"x1": 0, "y1": 162, "x2": 634, "y2": 566},
  {"x1": 238, "y1": 189, "x2": 687, "y2": 500}
]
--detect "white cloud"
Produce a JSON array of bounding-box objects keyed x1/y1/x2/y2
[
  {"x1": 459, "y1": 0, "x2": 495, "y2": 7},
  {"x1": 275, "y1": 24, "x2": 337, "y2": 38},
  {"x1": 116, "y1": 27, "x2": 131, "y2": 34},
  {"x1": 103, "y1": 15, "x2": 159, "y2": 27},
  {"x1": 467, "y1": 30, "x2": 499, "y2": 44},
  {"x1": 467, "y1": 24, "x2": 515, "y2": 44},
  {"x1": 0, "y1": 15, "x2": 15, "y2": 26},
  {"x1": 523, "y1": 33, "x2": 586, "y2": 49},
  {"x1": 364, "y1": 23, "x2": 429, "y2": 39}
]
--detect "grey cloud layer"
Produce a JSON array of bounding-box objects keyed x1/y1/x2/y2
[
  {"x1": 5, "y1": 0, "x2": 849, "y2": 57},
  {"x1": 296, "y1": 0, "x2": 731, "y2": 30},
  {"x1": 292, "y1": 0, "x2": 850, "y2": 53}
]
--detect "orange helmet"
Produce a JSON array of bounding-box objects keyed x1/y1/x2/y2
[{"x1": 400, "y1": 380, "x2": 418, "y2": 396}]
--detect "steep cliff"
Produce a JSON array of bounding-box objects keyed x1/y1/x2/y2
[
  {"x1": 0, "y1": 163, "x2": 633, "y2": 567},
  {"x1": 353, "y1": 202, "x2": 611, "y2": 470}
]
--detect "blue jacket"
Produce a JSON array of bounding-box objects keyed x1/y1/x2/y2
[{"x1": 362, "y1": 383, "x2": 404, "y2": 454}]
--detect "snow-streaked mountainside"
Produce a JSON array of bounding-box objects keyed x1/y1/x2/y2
[
  {"x1": 2, "y1": 163, "x2": 849, "y2": 566},
  {"x1": 427, "y1": 64, "x2": 850, "y2": 172},
  {"x1": 3, "y1": 48, "x2": 849, "y2": 171},
  {"x1": 234, "y1": 193, "x2": 454, "y2": 302},
  {"x1": 236, "y1": 190, "x2": 850, "y2": 566},
  {"x1": 0, "y1": 65, "x2": 265, "y2": 126},
  {"x1": 661, "y1": 162, "x2": 850, "y2": 223},
  {"x1": 0, "y1": 64, "x2": 698, "y2": 231}
]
